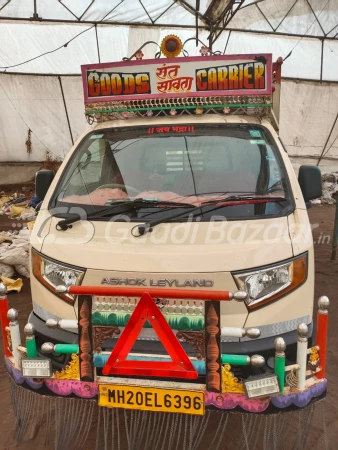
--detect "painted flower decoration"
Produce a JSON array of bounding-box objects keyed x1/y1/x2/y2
[
  {"x1": 169, "y1": 109, "x2": 177, "y2": 116},
  {"x1": 146, "y1": 110, "x2": 153, "y2": 117},
  {"x1": 160, "y1": 35, "x2": 183, "y2": 58},
  {"x1": 223, "y1": 107, "x2": 231, "y2": 114},
  {"x1": 134, "y1": 50, "x2": 144, "y2": 60},
  {"x1": 195, "y1": 108, "x2": 203, "y2": 115},
  {"x1": 122, "y1": 112, "x2": 129, "y2": 119},
  {"x1": 200, "y1": 46, "x2": 210, "y2": 56}
]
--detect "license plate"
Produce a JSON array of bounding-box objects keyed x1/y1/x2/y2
[{"x1": 99, "y1": 384, "x2": 204, "y2": 415}]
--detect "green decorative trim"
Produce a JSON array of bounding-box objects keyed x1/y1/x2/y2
[
  {"x1": 221, "y1": 354, "x2": 250, "y2": 366},
  {"x1": 54, "y1": 344, "x2": 79, "y2": 354},
  {"x1": 92, "y1": 311, "x2": 204, "y2": 331},
  {"x1": 275, "y1": 355, "x2": 285, "y2": 394},
  {"x1": 26, "y1": 338, "x2": 37, "y2": 358},
  {"x1": 86, "y1": 103, "x2": 271, "y2": 115}
]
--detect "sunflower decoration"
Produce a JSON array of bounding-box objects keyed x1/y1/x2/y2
[{"x1": 160, "y1": 35, "x2": 183, "y2": 58}]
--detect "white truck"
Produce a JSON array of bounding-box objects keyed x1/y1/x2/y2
[{"x1": 4, "y1": 39, "x2": 327, "y2": 426}]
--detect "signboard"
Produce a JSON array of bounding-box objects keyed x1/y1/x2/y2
[{"x1": 81, "y1": 54, "x2": 272, "y2": 104}]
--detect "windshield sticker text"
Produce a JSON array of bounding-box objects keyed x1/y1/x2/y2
[{"x1": 148, "y1": 126, "x2": 195, "y2": 134}]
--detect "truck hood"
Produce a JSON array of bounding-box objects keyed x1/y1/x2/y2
[
  {"x1": 32, "y1": 215, "x2": 301, "y2": 330},
  {"x1": 39, "y1": 216, "x2": 293, "y2": 273}
]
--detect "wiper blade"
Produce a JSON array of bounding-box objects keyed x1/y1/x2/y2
[
  {"x1": 134, "y1": 195, "x2": 287, "y2": 236},
  {"x1": 201, "y1": 194, "x2": 287, "y2": 206},
  {"x1": 56, "y1": 200, "x2": 135, "y2": 231},
  {"x1": 56, "y1": 198, "x2": 194, "y2": 231}
]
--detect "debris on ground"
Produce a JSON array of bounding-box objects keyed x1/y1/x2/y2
[
  {"x1": 311, "y1": 172, "x2": 338, "y2": 205},
  {"x1": 28, "y1": 194, "x2": 41, "y2": 209},
  {"x1": 0, "y1": 275, "x2": 23, "y2": 292},
  {"x1": 0, "y1": 190, "x2": 38, "y2": 221},
  {"x1": 0, "y1": 229, "x2": 30, "y2": 280},
  {"x1": 0, "y1": 185, "x2": 39, "y2": 283}
]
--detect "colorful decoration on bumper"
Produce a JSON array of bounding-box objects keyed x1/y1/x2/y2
[
  {"x1": 54, "y1": 354, "x2": 80, "y2": 380},
  {"x1": 7, "y1": 308, "x2": 21, "y2": 369},
  {"x1": 24, "y1": 323, "x2": 37, "y2": 358},
  {"x1": 296, "y1": 323, "x2": 308, "y2": 390},
  {"x1": 2, "y1": 289, "x2": 330, "y2": 419},
  {"x1": 308, "y1": 346, "x2": 320, "y2": 371},
  {"x1": 102, "y1": 292, "x2": 198, "y2": 379},
  {"x1": 274, "y1": 337, "x2": 286, "y2": 394},
  {"x1": 316, "y1": 296, "x2": 329, "y2": 379},
  {"x1": 176, "y1": 331, "x2": 205, "y2": 360},
  {"x1": 206, "y1": 303, "x2": 221, "y2": 391},
  {"x1": 160, "y1": 35, "x2": 183, "y2": 58},
  {"x1": 221, "y1": 364, "x2": 245, "y2": 394},
  {"x1": 92, "y1": 326, "x2": 120, "y2": 352},
  {"x1": 0, "y1": 283, "x2": 11, "y2": 358},
  {"x1": 78, "y1": 295, "x2": 94, "y2": 382}
]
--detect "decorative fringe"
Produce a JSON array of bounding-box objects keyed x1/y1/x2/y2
[
  {"x1": 8, "y1": 375, "x2": 96, "y2": 450},
  {"x1": 8, "y1": 376, "x2": 329, "y2": 450}
]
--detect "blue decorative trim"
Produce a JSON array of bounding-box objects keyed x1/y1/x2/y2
[{"x1": 93, "y1": 354, "x2": 206, "y2": 375}]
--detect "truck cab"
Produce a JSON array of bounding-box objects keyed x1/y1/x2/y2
[{"x1": 30, "y1": 109, "x2": 321, "y2": 375}]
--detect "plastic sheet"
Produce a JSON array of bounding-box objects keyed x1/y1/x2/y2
[
  {"x1": 0, "y1": 0, "x2": 337, "y2": 167},
  {"x1": 0, "y1": 73, "x2": 337, "y2": 171}
]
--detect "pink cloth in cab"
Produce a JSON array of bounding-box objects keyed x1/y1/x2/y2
[{"x1": 62, "y1": 189, "x2": 226, "y2": 206}]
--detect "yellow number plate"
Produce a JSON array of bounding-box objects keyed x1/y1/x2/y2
[{"x1": 99, "y1": 384, "x2": 204, "y2": 415}]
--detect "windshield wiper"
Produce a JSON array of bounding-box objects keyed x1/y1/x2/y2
[
  {"x1": 200, "y1": 194, "x2": 287, "y2": 206},
  {"x1": 56, "y1": 199, "x2": 194, "y2": 231},
  {"x1": 134, "y1": 194, "x2": 287, "y2": 236}
]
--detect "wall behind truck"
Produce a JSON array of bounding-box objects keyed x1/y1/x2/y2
[{"x1": 0, "y1": 72, "x2": 337, "y2": 183}]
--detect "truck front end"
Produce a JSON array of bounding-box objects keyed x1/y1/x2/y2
[{"x1": 2, "y1": 38, "x2": 328, "y2": 449}]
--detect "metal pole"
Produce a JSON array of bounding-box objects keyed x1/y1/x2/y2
[
  {"x1": 58, "y1": 76, "x2": 74, "y2": 146},
  {"x1": 0, "y1": 283, "x2": 11, "y2": 358},
  {"x1": 331, "y1": 192, "x2": 338, "y2": 260},
  {"x1": 316, "y1": 296, "x2": 330, "y2": 379},
  {"x1": 24, "y1": 323, "x2": 37, "y2": 358},
  {"x1": 7, "y1": 309, "x2": 22, "y2": 369},
  {"x1": 297, "y1": 323, "x2": 308, "y2": 391},
  {"x1": 274, "y1": 337, "x2": 286, "y2": 394}
]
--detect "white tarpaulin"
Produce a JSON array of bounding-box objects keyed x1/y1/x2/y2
[
  {"x1": 0, "y1": 0, "x2": 337, "y2": 169},
  {"x1": 1, "y1": 73, "x2": 337, "y2": 173}
]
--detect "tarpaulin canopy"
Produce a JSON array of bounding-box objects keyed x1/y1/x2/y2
[{"x1": 0, "y1": 0, "x2": 337, "y2": 171}]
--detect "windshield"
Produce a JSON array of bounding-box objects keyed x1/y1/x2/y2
[{"x1": 54, "y1": 124, "x2": 292, "y2": 219}]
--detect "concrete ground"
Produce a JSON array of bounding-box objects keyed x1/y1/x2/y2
[{"x1": 0, "y1": 205, "x2": 337, "y2": 449}]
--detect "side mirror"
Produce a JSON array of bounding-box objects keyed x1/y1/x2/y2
[
  {"x1": 36, "y1": 170, "x2": 55, "y2": 201},
  {"x1": 298, "y1": 165, "x2": 322, "y2": 203}
]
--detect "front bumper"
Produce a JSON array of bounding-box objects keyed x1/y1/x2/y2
[
  {"x1": 3, "y1": 283, "x2": 327, "y2": 417},
  {"x1": 29, "y1": 310, "x2": 313, "y2": 379}
]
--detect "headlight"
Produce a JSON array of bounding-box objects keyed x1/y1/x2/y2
[
  {"x1": 32, "y1": 249, "x2": 85, "y2": 303},
  {"x1": 233, "y1": 253, "x2": 307, "y2": 310}
]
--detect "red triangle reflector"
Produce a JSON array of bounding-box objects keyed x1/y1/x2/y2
[{"x1": 102, "y1": 292, "x2": 198, "y2": 379}]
